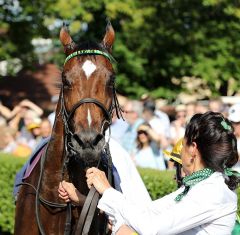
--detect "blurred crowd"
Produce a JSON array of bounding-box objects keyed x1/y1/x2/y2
[
  {"x1": 0, "y1": 95, "x2": 240, "y2": 172},
  {"x1": 0, "y1": 99, "x2": 53, "y2": 157},
  {"x1": 111, "y1": 96, "x2": 240, "y2": 172}
]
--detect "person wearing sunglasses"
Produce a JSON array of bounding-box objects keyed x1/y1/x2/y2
[{"x1": 132, "y1": 123, "x2": 166, "y2": 170}]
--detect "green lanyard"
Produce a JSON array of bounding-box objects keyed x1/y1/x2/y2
[{"x1": 175, "y1": 168, "x2": 214, "y2": 202}]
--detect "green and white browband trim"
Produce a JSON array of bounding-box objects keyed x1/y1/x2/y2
[{"x1": 64, "y1": 49, "x2": 114, "y2": 65}]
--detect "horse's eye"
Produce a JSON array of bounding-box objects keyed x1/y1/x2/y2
[
  {"x1": 62, "y1": 75, "x2": 71, "y2": 88},
  {"x1": 107, "y1": 77, "x2": 115, "y2": 88},
  {"x1": 110, "y1": 75, "x2": 115, "y2": 81}
]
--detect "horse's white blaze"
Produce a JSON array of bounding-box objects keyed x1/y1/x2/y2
[
  {"x1": 87, "y1": 108, "x2": 92, "y2": 127},
  {"x1": 82, "y1": 60, "x2": 96, "y2": 79}
]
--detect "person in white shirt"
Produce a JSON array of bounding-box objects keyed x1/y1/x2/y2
[{"x1": 58, "y1": 111, "x2": 239, "y2": 235}]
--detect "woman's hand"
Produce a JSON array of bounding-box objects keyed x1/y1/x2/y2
[
  {"x1": 86, "y1": 167, "x2": 112, "y2": 194},
  {"x1": 58, "y1": 180, "x2": 85, "y2": 206}
]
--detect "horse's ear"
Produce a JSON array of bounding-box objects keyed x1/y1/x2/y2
[
  {"x1": 60, "y1": 24, "x2": 76, "y2": 54},
  {"x1": 102, "y1": 21, "x2": 115, "y2": 53}
]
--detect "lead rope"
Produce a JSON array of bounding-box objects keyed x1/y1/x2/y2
[
  {"x1": 74, "y1": 144, "x2": 113, "y2": 235},
  {"x1": 74, "y1": 155, "x2": 102, "y2": 235}
]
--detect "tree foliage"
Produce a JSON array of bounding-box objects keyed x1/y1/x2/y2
[{"x1": 1, "y1": 0, "x2": 240, "y2": 99}]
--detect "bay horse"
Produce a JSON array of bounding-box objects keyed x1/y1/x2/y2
[{"x1": 14, "y1": 22, "x2": 122, "y2": 235}]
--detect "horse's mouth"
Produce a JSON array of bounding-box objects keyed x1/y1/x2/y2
[{"x1": 73, "y1": 149, "x2": 102, "y2": 168}]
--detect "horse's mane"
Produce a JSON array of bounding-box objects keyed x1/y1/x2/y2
[{"x1": 76, "y1": 41, "x2": 105, "y2": 51}]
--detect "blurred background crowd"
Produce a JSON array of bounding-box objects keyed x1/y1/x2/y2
[{"x1": 1, "y1": 94, "x2": 240, "y2": 173}]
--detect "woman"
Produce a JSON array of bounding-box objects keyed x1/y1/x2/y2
[
  {"x1": 59, "y1": 112, "x2": 240, "y2": 234},
  {"x1": 133, "y1": 123, "x2": 166, "y2": 170}
]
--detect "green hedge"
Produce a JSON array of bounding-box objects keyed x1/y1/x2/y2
[
  {"x1": 0, "y1": 154, "x2": 239, "y2": 234},
  {"x1": 138, "y1": 168, "x2": 178, "y2": 199},
  {"x1": 0, "y1": 154, "x2": 27, "y2": 235}
]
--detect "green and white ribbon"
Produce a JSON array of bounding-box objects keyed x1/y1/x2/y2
[
  {"x1": 175, "y1": 168, "x2": 214, "y2": 202},
  {"x1": 64, "y1": 49, "x2": 115, "y2": 65}
]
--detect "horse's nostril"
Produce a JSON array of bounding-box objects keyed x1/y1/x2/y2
[
  {"x1": 73, "y1": 134, "x2": 85, "y2": 147},
  {"x1": 92, "y1": 134, "x2": 104, "y2": 146}
]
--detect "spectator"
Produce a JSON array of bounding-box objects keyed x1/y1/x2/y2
[
  {"x1": 170, "y1": 104, "x2": 187, "y2": 145},
  {"x1": 39, "y1": 118, "x2": 52, "y2": 138},
  {"x1": 133, "y1": 123, "x2": 166, "y2": 170},
  {"x1": 194, "y1": 100, "x2": 209, "y2": 114},
  {"x1": 142, "y1": 100, "x2": 169, "y2": 149},
  {"x1": 228, "y1": 103, "x2": 240, "y2": 172},
  {"x1": 8, "y1": 99, "x2": 43, "y2": 131},
  {"x1": 26, "y1": 118, "x2": 42, "y2": 148},
  {"x1": 185, "y1": 101, "x2": 196, "y2": 123},
  {"x1": 48, "y1": 95, "x2": 59, "y2": 127},
  {"x1": 141, "y1": 95, "x2": 171, "y2": 136},
  {"x1": 155, "y1": 99, "x2": 171, "y2": 135},
  {"x1": 208, "y1": 98, "x2": 223, "y2": 113},
  {"x1": 1, "y1": 127, "x2": 18, "y2": 153},
  {"x1": 110, "y1": 110, "x2": 128, "y2": 142},
  {"x1": 11, "y1": 110, "x2": 42, "y2": 157},
  {"x1": 120, "y1": 100, "x2": 144, "y2": 155}
]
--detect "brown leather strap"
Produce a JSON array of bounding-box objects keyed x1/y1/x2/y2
[
  {"x1": 82, "y1": 191, "x2": 99, "y2": 235},
  {"x1": 74, "y1": 187, "x2": 97, "y2": 234}
]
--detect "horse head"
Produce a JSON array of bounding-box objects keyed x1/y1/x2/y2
[{"x1": 59, "y1": 22, "x2": 118, "y2": 168}]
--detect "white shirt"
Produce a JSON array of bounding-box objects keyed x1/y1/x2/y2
[
  {"x1": 149, "y1": 116, "x2": 170, "y2": 138},
  {"x1": 134, "y1": 147, "x2": 166, "y2": 170},
  {"x1": 98, "y1": 172, "x2": 237, "y2": 235},
  {"x1": 108, "y1": 137, "x2": 151, "y2": 204}
]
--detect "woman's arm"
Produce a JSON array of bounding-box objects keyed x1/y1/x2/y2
[
  {"x1": 19, "y1": 99, "x2": 43, "y2": 116},
  {"x1": 138, "y1": 125, "x2": 169, "y2": 149},
  {"x1": 116, "y1": 225, "x2": 137, "y2": 235}
]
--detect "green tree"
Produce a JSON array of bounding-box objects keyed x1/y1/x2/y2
[{"x1": 1, "y1": 0, "x2": 240, "y2": 99}]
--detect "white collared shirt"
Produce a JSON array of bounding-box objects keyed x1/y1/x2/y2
[{"x1": 98, "y1": 172, "x2": 237, "y2": 235}]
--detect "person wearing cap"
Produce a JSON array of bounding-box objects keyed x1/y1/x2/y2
[
  {"x1": 58, "y1": 111, "x2": 239, "y2": 235},
  {"x1": 228, "y1": 103, "x2": 240, "y2": 172}
]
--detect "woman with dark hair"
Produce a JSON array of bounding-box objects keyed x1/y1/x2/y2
[
  {"x1": 59, "y1": 112, "x2": 240, "y2": 234},
  {"x1": 133, "y1": 122, "x2": 166, "y2": 170}
]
